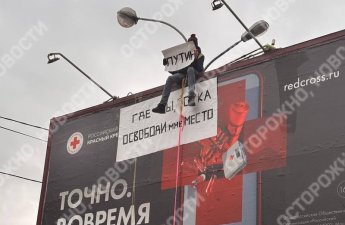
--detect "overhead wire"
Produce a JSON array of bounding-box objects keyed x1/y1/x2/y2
[
  {"x1": 0, "y1": 119, "x2": 45, "y2": 185},
  {"x1": 240, "y1": 50, "x2": 265, "y2": 61},
  {"x1": 0, "y1": 171, "x2": 42, "y2": 184},
  {"x1": 0, "y1": 116, "x2": 48, "y2": 131},
  {"x1": 0, "y1": 118, "x2": 47, "y2": 185},
  {"x1": 0, "y1": 126, "x2": 47, "y2": 142},
  {"x1": 230, "y1": 47, "x2": 262, "y2": 64}
]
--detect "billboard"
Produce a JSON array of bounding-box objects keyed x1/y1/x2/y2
[{"x1": 38, "y1": 32, "x2": 345, "y2": 225}]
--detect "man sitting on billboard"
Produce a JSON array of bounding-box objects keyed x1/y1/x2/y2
[{"x1": 152, "y1": 34, "x2": 205, "y2": 114}]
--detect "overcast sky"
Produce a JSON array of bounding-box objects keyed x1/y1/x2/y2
[{"x1": 1, "y1": 0, "x2": 345, "y2": 224}]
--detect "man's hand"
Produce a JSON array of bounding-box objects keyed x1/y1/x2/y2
[{"x1": 163, "y1": 58, "x2": 168, "y2": 66}]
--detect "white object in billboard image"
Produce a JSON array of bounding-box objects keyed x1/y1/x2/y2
[{"x1": 222, "y1": 141, "x2": 247, "y2": 180}]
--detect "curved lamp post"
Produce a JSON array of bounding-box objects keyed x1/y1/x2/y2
[
  {"x1": 204, "y1": 20, "x2": 269, "y2": 71},
  {"x1": 212, "y1": 0, "x2": 267, "y2": 52},
  {"x1": 117, "y1": 7, "x2": 187, "y2": 42},
  {"x1": 47, "y1": 53, "x2": 116, "y2": 99}
]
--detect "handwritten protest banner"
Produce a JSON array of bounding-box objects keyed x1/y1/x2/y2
[{"x1": 162, "y1": 41, "x2": 196, "y2": 72}]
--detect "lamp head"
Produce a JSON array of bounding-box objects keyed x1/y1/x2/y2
[
  {"x1": 211, "y1": 0, "x2": 223, "y2": 10},
  {"x1": 47, "y1": 54, "x2": 60, "y2": 64},
  {"x1": 117, "y1": 7, "x2": 139, "y2": 28},
  {"x1": 241, "y1": 20, "x2": 269, "y2": 42}
]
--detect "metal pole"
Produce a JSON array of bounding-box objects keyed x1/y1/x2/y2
[
  {"x1": 50, "y1": 53, "x2": 115, "y2": 99},
  {"x1": 138, "y1": 17, "x2": 188, "y2": 42},
  {"x1": 204, "y1": 39, "x2": 242, "y2": 71},
  {"x1": 220, "y1": 0, "x2": 266, "y2": 52}
]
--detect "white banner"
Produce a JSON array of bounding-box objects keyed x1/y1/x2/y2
[
  {"x1": 116, "y1": 78, "x2": 218, "y2": 162},
  {"x1": 162, "y1": 42, "x2": 196, "y2": 72}
]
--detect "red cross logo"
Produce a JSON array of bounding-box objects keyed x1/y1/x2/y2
[
  {"x1": 70, "y1": 137, "x2": 80, "y2": 149},
  {"x1": 67, "y1": 132, "x2": 84, "y2": 154}
]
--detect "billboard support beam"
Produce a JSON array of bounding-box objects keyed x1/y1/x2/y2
[{"x1": 47, "y1": 53, "x2": 117, "y2": 100}]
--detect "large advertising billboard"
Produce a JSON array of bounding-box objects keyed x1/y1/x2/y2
[{"x1": 38, "y1": 34, "x2": 345, "y2": 225}]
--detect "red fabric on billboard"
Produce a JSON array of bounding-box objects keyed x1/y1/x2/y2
[
  {"x1": 160, "y1": 78, "x2": 287, "y2": 225},
  {"x1": 243, "y1": 117, "x2": 287, "y2": 173},
  {"x1": 196, "y1": 177, "x2": 243, "y2": 225},
  {"x1": 161, "y1": 143, "x2": 200, "y2": 190},
  {"x1": 161, "y1": 81, "x2": 246, "y2": 190}
]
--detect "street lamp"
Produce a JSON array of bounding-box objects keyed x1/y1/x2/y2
[
  {"x1": 117, "y1": 7, "x2": 187, "y2": 42},
  {"x1": 212, "y1": 0, "x2": 267, "y2": 52},
  {"x1": 204, "y1": 20, "x2": 269, "y2": 71},
  {"x1": 47, "y1": 53, "x2": 116, "y2": 100},
  {"x1": 211, "y1": 0, "x2": 223, "y2": 10}
]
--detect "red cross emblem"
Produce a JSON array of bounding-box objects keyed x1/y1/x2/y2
[
  {"x1": 70, "y1": 137, "x2": 80, "y2": 149},
  {"x1": 67, "y1": 132, "x2": 84, "y2": 154}
]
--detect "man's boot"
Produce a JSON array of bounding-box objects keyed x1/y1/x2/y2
[{"x1": 152, "y1": 103, "x2": 166, "y2": 114}]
